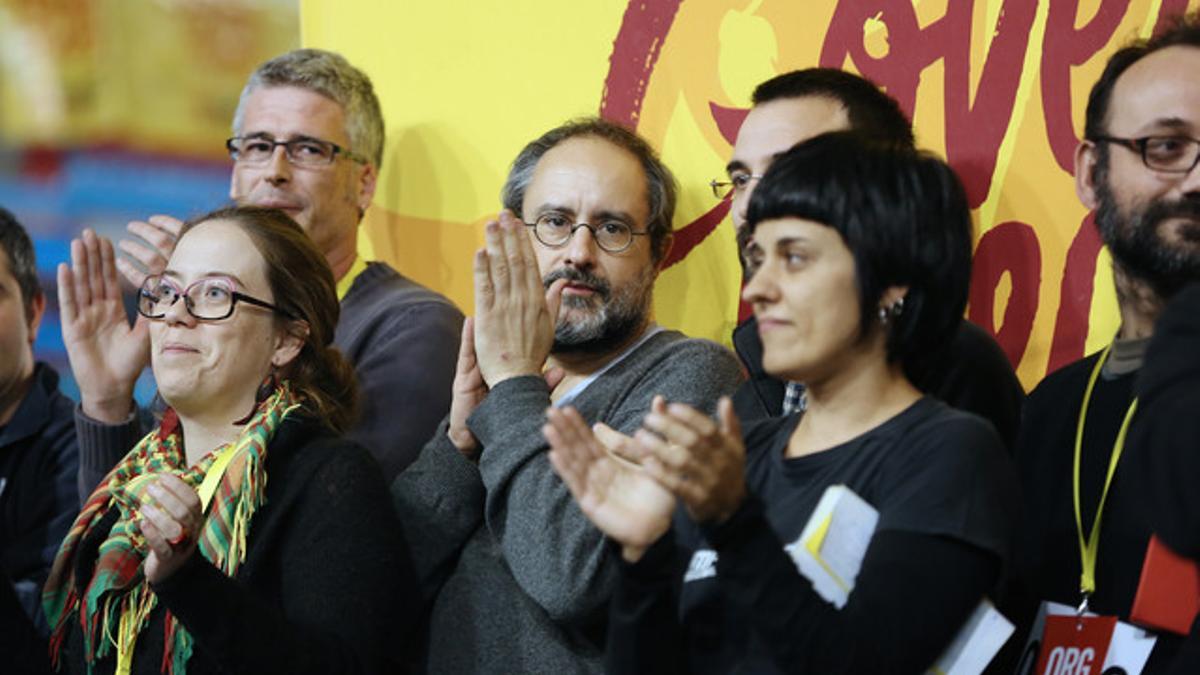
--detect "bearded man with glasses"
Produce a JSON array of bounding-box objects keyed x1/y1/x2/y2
[
  {"x1": 61, "y1": 49, "x2": 463, "y2": 489},
  {"x1": 1005, "y1": 14, "x2": 1200, "y2": 674},
  {"x1": 391, "y1": 117, "x2": 742, "y2": 674}
]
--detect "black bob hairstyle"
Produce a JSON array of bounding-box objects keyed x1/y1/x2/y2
[{"x1": 745, "y1": 131, "x2": 974, "y2": 376}]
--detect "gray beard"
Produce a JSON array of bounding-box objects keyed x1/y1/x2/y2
[
  {"x1": 547, "y1": 267, "x2": 654, "y2": 356},
  {"x1": 1094, "y1": 179, "x2": 1200, "y2": 299}
]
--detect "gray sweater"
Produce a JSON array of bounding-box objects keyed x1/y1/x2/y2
[{"x1": 392, "y1": 329, "x2": 743, "y2": 674}]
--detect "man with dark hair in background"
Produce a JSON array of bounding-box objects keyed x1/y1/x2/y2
[
  {"x1": 0, "y1": 207, "x2": 78, "y2": 673},
  {"x1": 1008, "y1": 15, "x2": 1200, "y2": 673},
  {"x1": 62, "y1": 49, "x2": 462, "y2": 486},
  {"x1": 720, "y1": 68, "x2": 1024, "y2": 450}
]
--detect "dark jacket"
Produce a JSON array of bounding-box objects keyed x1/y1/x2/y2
[
  {"x1": 0, "y1": 363, "x2": 78, "y2": 632},
  {"x1": 1130, "y1": 283, "x2": 1200, "y2": 675}
]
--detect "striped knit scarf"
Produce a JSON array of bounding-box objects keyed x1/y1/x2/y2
[{"x1": 43, "y1": 384, "x2": 300, "y2": 674}]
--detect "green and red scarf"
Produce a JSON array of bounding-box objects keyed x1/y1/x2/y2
[{"x1": 43, "y1": 384, "x2": 300, "y2": 674}]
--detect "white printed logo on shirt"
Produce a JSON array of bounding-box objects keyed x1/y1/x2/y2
[{"x1": 684, "y1": 549, "x2": 717, "y2": 582}]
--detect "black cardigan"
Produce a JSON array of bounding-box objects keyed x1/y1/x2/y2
[{"x1": 57, "y1": 415, "x2": 418, "y2": 675}]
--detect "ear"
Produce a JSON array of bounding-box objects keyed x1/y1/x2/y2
[
  {"x1": 1074, "y1": 140, "x2": 1101, "y2": 210},
  {"x1": 26, "y1": 291, "x2": 46, "y2": 345},
  {"x1": 356, "y1": 162, "x2": 379, "y2": 215},
  {"x1": 229, "y1": 168, "x2": 239, "y2": 203},
  {"x1": 271, "y1": 319, "x2": 309, "y2": 370},
  {"x1": 879, "y1": 285, "x2": 909, "y2": 311},
  {"x1": 653, "y1": 233, "x2": 675, "y2": 275}
]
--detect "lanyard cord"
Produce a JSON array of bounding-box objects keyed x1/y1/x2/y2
[
  {"x1": 115, "y1": 444, "x2": 239, "y2": 675},
  {"x1": 1072, "y1": 344, "x2": 1139, "y2": 602}
]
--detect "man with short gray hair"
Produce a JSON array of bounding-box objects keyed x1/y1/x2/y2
[{"x1": 64, "y1": 49, "x2": 462, "y2": 485}]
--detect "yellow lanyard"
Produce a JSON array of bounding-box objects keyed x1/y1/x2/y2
[
  {"x1": 115, "y1": 445, "x2": 239, "y2": 675},
  {"x1": 1072, "y1": 344, "x2": 1139, "y2": 608},
  {"x1": 336, "y1": 255, "x2": 369, "y2": 301},
  {"x1": 197, "y1": 443, "x2": 240, "y2": 510}
]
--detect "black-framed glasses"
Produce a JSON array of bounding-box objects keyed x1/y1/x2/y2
[
  {"x1": 524, "y1": 214, "x2": 649, "y2": 253},
  {"x1": 225, "y1": 134, "x2": 369, "y2": 167},
  {"x1": 1090, "y1": 135, "x2": 1200, "y2": 174},
  {"x1": 137, "y1": 274, "x2": 294, "y2": 321},
  {"x1": 709, "y1": 171, "x2": 765, "y2": 199}
]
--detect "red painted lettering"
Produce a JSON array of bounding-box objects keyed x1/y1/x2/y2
[{"x1": 969, "y1": 221, "x2": 1041, "y2": 368}]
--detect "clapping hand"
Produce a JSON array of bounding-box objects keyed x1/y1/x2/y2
[
  {"x1": 118, "y1": 215, "x2": 182, "y2": 289},
  {"x1": 57, "y1": 230, "x2": 150, "y2": 423},
  {"x1": 447, "y1": 314, "x2": 566, "y2": 459},
  {"x1": 635, "y1": 396, "x2": 747, "y2": 524},
  {"x1": 545, "y1": 408, "x2": 676, "y2": 562},
  {"x1": 137, "y1": 474, "x2": 203, "y2": 585},
  {"x1": 472, "y1": 211, "x2": 567, "y2": 387}
]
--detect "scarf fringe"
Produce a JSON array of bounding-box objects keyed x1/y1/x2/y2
[
  {"x1": 43, "y1": 385, "x2": 297, "y2": 675},
  {"x1": 163, "y1": 611, "x2": 193, "y2": 675},
  {"x1": 46, "y1": 587, "x2": 76, "y2": 669}
]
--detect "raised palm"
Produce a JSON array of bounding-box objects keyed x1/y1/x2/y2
[
  {"x1": 546, "y1": 410, "x2": 675, "y2": 553},
  {"x1": 56, "y1": 230, "x2": 150, "y2": 421}
]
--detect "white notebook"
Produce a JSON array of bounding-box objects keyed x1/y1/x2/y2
[{"x1": 783, "y1": 484, "x2": 1014, "y2": 675}]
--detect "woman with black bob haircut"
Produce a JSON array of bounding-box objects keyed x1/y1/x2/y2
[
  {"x1": 44, "y1": 206, "x2": 415, "y2": 674},
  {"x1": 545, "y1": 131, "x2": 1019, "y2": 673}
]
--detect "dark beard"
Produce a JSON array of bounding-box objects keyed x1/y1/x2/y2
[
  {"x1": 543, "y1": 267, "x2": 651, "y2": 356},
  {"x1": 736, "y1": 225, "x2": 758, "y2": 282},
  {"x1": 1094, "y1": 179, "x2": 1200, "y2": 299}
]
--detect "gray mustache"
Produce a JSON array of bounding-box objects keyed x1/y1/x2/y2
[{"x1": 543, "y1": 268, "x2": 611, "y2": 300}]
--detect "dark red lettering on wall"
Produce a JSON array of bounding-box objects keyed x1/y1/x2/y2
[
  {"x1": 600, "y1": 1, "x2": 683, "y2": 127},
  {"x1": 969, "y1": 220, "x2": 1042, "y2": 367},
  {"x1": 602, "y1": 0, "x2": 1190, "y2": 375},
  {"x1": 1041, "y1": 0, "x2": 1128, "y2": 173},
  {"x1": 1155, "y1": 0, "x2": 1194, "y2": 35},
  {"x1": 604, "y1": 0, "x2": 728, "y2": 270},
  {"x1": 819, "y1": 0, "x2": 1037, "y2": 209},
  {"x1": 1047, "y1": 213, "x2": 1105, "y2": 373}
]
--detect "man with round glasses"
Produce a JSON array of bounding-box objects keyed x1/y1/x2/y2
[
  {"x1": 523, "y1": 213, "x2": 649, "y2": 253},
  {"x1": 63, "y1": 49, "x2": 463, "y2": 487},
  {"x1": 391, "y1": 117, "x2": 742, "y2": 673},
  {"x1": 1008, "y1": 15, "x2": 1200, "y2": 673}
]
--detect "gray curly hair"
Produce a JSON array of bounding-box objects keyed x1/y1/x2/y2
[{"x1": 233, "y1": 49, "x2": 385, "y2": 167}]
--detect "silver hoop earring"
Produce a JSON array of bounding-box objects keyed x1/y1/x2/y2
[
  {"x1": 890, "y1": 296, "x2": 905, "y2": 318},
  {"x1": 878, "y1": 306, "x2": 890, "y2": 325}
]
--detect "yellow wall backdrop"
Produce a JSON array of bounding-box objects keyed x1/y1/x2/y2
[{"x1": 301, "y1": 0, "x2": 1200, "y2": 390}]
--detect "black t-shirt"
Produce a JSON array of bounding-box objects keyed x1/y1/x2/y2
[
  {"x1": 1009, "y1": 353, "x2": 1182, "y2": 672},
  {"x1": 656, "y1": 397, "x2": 1017, "y2": 673}
]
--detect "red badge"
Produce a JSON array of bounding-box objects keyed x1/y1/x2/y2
[{"x1": 1033, "y1": 614, "x2": 1118, "y2": 675}]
